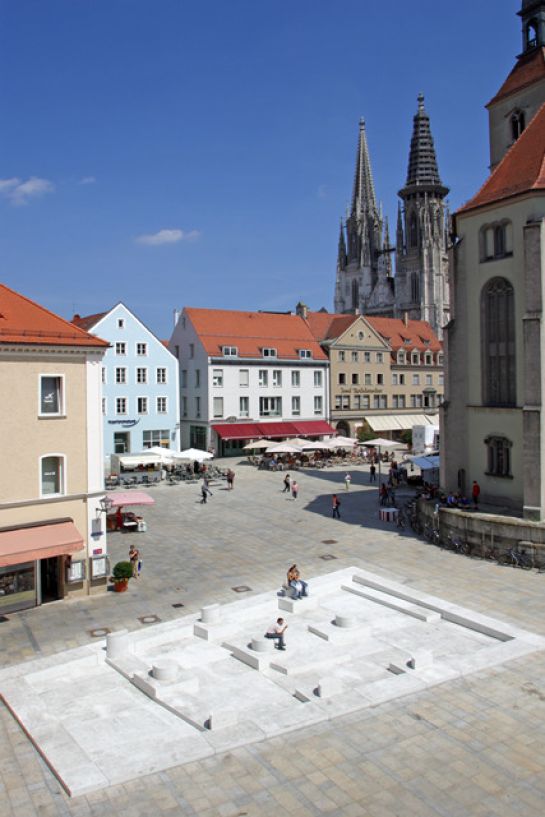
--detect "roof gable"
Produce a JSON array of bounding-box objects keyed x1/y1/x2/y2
[
  {"x1": 72, "y1": 303, "x2": 177, "y2": 360},
  {"x1": 0, "y1": 285, "x2": 108, "y2": 348},
  {"x1": 365, "y1": 316, "x2": 442, "y2": 353},
  {"x1": 487, "y1": 48, "x2": 545, "y2": 107},
  {"x1": 458, "y1": 101, "x2": 545, "y2": 214}
]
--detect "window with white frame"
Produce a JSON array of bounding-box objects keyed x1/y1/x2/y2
[
  {"x1": 397, "y1": 351, "x2": 406, "y2": 364},
  {"x1": 425, "y1": 353, "x2": 432, "y2": 365},
  {"x1": 411, "y1": 352, "x2": 420, "y2": 365},
  {"x1": 259, "y1": 396, "x2": 282, "y2": 416},
  {"x1": 364, "y1": 352, "x2": 371, "y2": 363},
  {"x1": 137, "y1": 397, "x2": 148, "y2": 414},
  {"x1": 41, "y1": 455, "x2": 65, "y2": 496},
  {"x1": 115, "y1": 367, "x2": 127, "y2": 384},
  {"x1": 156, "y1": 396, "x2": 167, "y2": 414},
  {"x1": 364, "y1": 373, "x2": 371, "y2": 385},
  {"x1": 102, "y1": 398, "x2": 106, "y2": 415},
  {"x1": 213, "y1": 397, "x2": 223, "y2": 418},
  {"x1": 373, "y1": 395, "x2": 387, "y2": 409},
  {"x1": 411, "y1": 394, "x2": 423, "y2": 408},
  {"x1": 115, "y1": 342, "x2": 126, "y2": 355},
  {"x1": 392, "y1": 373, "x2": 398, "y2": 386},
  {"x1": 156, "y1": 367, "x2": 167, "y2": 384},
  {"x1": 136, "y1": 342, "x2": 148, "y2": 356},
  {"x1": 352, "y1": 373, "x2": 359, "y2": 385},
  {"x1": 437, "y1": 353, "x2": 444, "y2": 366},
  {"x1": 258, "y1": 370, "x2": 268, "y2": 387},
  {"x1": 272, "y1": 370, "x2": 282, "y2": 387},
  {"x1": 212, "y1": 369, "x2": 223, "y2": 387},
  {"x1": 239, "y1": 369, "x2": 249, "y2": 387},
  {"x1": 362, "y1": 395, "x2": 370, "y2": 409},
  {"x1": 399, "y1": 373, "x2": 406, "y2": 385},
  {"x1": 377, "y1": 373, "x2": 384, "y2": 385},
  {"x1": 182, "y1": 396, "x2": 187, "y2": 417},
  {"x1": 314, "y1": 395, "x2": 323, "y2": 415},
  {"x1": 39, "y1": 375, "x2": 64, "y2": 416},
  {"x1": 299, "y1": 349, "x2": 312, "y2": 359},
  {"x1": 314, "y1": 370, "x2": 323, "y2": 387},
  {"x1": 239, "y1": 396, "x2": 249, "y2": 417},
  {"x1": 143, "y1": 430, "x2": 169, "y2": 448},
  {"x1": 262, "y1": 348, "x2": 277, "y2": 358},
  {"x1": 412, "y1": 374, "x2": 420, "y2": 385},
  {"x1": 136, "y1": 367, "x2": 147, "y2": 384},
  {"x1": 339, "y1": 373, "x2": 346, "y2": 385},
  {"x1": 338, "y1": 350, "x2": 345, "y2": 361},
  {"x1": 116, "y1": 397, "x2": 127, "y2": 414},
  {"x1": 351, "y1": 351, "x2": 358, "y2": 362},
  {"x1": 376, "y1": 352, "x2": 383, "y2": 363},
  {"x1": 334, "y1": 395, "x2": 342, "y2": 410},
  {"x1": 353, "y1": 395, "x2": 361, "y2": 409},
  {"x1": 291, "y1": 370, "x2": 300, "y2": 387},
  {"x1": 102, "y1": 367, "x2": 107, "y2": 384},
  {"x1": 425, "y1": 374, "x2": 433, "y2": 386},
  {"x1": 223, "y1": 346, "x2": 237, "y2": 357},
  {"x1": 438, "y1": 373, "x2": 444, "y2": 386},
  {"x1": 291, "y1": 396, "x2": 301, "y2": 415}
]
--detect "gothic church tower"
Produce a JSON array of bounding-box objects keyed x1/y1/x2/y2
[
  {"x1": 395, "y1": 95, "x2": 450, "y2": 337},
  {"x1": 334, "y1": 120, "x2": 394, "y2": 316}
]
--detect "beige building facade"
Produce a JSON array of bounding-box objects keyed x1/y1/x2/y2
[{"x1": 0, "y1": 285, "x2": 109, "y2": 612}]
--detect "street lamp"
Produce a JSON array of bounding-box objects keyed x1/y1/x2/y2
[{"x1": 98, "y1": 496, "x2": 113, "y2": 516}]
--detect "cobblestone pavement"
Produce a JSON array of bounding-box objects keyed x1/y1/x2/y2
[{"x1": 2, "y1": 460, "x2": 545, "y2": 816}]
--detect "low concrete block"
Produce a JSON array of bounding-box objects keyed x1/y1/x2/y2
[
  {"x1": 408, "y1": 649, "x2": 433, "y2": 670},
  {"x1": 388, "y1": 662, "x2": 406, "y2": 675},
  {"x1": 206, "y1": 709, "x2": 238, "y2": 730},
  {"x1": 334, "y1": 614, "x2": 356, "y2": 629},
  {"x1": 152, "y1": 660, "x2": 178, "y2": 682},
  {"x1": 200, "y1": 604, "x2": 220, "y2": 624},
  {"x1": 251, "y1": 637, "x2": 274, "y2": 653},
  {"x1": 317, "y1": 677, "x2": 343, "y2": 698},
  {"x1": 132, "y1": 672, "x2": 157, "y2": 699},
  {"x1": 278, "y1": 596, "x2": 317, "y2": 613},
  {"x1": 106, "y1": 630, "x2": 130, "y2": 660}
]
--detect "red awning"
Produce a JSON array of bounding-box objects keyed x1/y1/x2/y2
[
  {"x1": 212, "y1": 423, "x2": 264, "y2": 441},
  {"x1": 0, "y1": 521, "x2": 85, "y2": 568},
  {"x1": 292, "y1": 421, "x2": 335, "y2": 436},
  {"x1": 257, "y1": 422, "x2": 298, "y2": 437}
]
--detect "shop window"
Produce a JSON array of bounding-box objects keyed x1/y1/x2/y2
[{"x1": 143, "y1": 430, "x2": 169, "y2": 448}]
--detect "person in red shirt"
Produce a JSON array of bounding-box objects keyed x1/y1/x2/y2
[
  {"x1": 332, "y1": 494, "x2": 341, "y2": 519},
  {"x1": 472, "y1": 480, "x2": 480, "y2": 509}
]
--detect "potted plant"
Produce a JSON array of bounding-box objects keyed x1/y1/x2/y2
[{"x1": 111, "y1": 561, "x2": 133, "y2": 592}]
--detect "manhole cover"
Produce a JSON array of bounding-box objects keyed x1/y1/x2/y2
[
  {"x1": 0, "y1": 615, "x2": 9, "y2": 623},
  {"x1": 322, "y1": 540, "x2": 338, "y2": 545},
  {"x1": 320, "y1": 554, "x2": 338, "y2": 561},
  {"x1": 88, "y1": 628, "x2": 111, "y2": 638},
  {"x1": 172, "y1": 603, "x2": 185, "y2": 609},
  {"x1": 232, "y1": 585, "x2": 252, "y2": 593},
  {"x1": 138, "y1": 615, "x2": 161, "y2": 625}
]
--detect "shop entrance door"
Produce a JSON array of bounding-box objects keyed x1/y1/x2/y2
[
  {"x1": 114, "y1": 432, "x2": 130, "y2": 453},
  {"x1": 40, "y1": 556, "x2": 63, "y2": 604}
]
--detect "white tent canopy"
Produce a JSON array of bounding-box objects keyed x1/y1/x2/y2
[
  {"x1": 265, "y1": 444, "x2": 302, "y2": 454},
  {"x1": 117, "y1": 453, "x2": 163, "y2": 469},
  {"x1": 323, "y1": 436, "x2": 358, "y2": 447},
  {"x1": 362, "y1": 438, "x2": 407, "y2": 449},
  {"x1": 174, "y1": 448, "x2": 214, "y2": 462},
  {"x1": 243, "y1": 440, "x2": 276, "y2": 450},
  {"x1": 364, "y1": 414, "x2": 437, "y2": 432}
]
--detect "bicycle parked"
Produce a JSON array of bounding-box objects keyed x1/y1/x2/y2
[{"x1": 498, "y1": 546, "x2": 534, "y2": 569}]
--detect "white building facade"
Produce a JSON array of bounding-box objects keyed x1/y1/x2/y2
[{"x1": 170, "y1": 308, "x2": 332, "y2": 456}]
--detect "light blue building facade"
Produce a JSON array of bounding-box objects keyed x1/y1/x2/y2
[{"x1": 74, "y1": 304, "x2": 179, "y2": 463}]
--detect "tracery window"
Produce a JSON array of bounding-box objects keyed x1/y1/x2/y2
[
  {"x1": 485, "y1": 435, "x2": 512, "y2": 478},
  {"x1": 481, "y1": 277, "x2": 516, "y2": 407}
]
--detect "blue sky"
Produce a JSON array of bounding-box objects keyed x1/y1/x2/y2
[{"x1": 1, "y1": 0, "x2": 522, "y2": 338}]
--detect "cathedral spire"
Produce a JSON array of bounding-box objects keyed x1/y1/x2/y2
[
  {"x1": 401, "y1": 94, "x2": 449, "y2": 197},
  {"x1": 351, "y1": 118, "x2": 377, "y2": 216},
  {"x1": 337, "y1": 220, "x2": 347, "y2": 270}
]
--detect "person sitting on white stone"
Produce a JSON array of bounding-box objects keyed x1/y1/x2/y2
[
  {"x1": 265, "y1": 617, "x2": 288, "y2": 650},
  {"x1": 287, "y1": 564, "x2": 308, "y2": 599}
]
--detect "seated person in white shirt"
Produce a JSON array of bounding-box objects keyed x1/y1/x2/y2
[{"x1": 265, "y1": 617, "x2": 288, "y2": 650}]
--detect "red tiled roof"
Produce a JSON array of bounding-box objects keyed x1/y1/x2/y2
[
  {"x1": 71, "y1": 311, "x2": 108, "y2": 331},
  {"x1": 0, "y1": 285, "x2": 108, "y2": 348},
  {"x1": 305, "y1": 310, "x2": 441, "y2": 353},
  {"x1": 458, "y1": 101, "x2": 545, "y2": 214},
  {"x1": 185, "y1": 308, "x2": 328, "y2": 361},
  {"x1": 487, "y1": 48, "x2": 545, "y2": 107},
  {"x1": 366, "y1": 317, "x2": 442, "y2": 353},
  {"x1": 160, "y1": 340, "x2": 169, "y2": 348}
]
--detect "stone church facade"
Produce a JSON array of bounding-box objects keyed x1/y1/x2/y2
[{"x1": 334, "y1": 98, "x2": 450, "y2": 339}]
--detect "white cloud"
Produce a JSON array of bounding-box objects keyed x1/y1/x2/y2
[
  {"x1": 135, "y1": 228, "x2": 200, "y2": 246},
  {"x1": 80, "y1": 176, "x2": 96, "y2": 185},
  {"x1": 0, "y1": 176, "x2": 55, "y2": 206}
]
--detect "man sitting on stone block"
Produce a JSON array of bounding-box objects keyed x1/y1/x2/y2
[
  {"x1": 287, "y1": 564, "x2": 309, "y2": 599},
  {"x1": 265, "y1": 618, "x2": 288, "y2": 650}
]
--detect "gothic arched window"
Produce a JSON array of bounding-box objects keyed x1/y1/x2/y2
[
  {"x1": 481, "y1": 277, "x2": 516, "y2": 407},
  {"x1": 511, "y1": 110, "x2": 526, "y2": 141},
  {"x1": 485, "y1": 435, "x2": 512, "y2": 478},
  {"x1": 526, "y1": 20, "x2": 538, "y2": 49},
  {"x1": 351, "y1": 279, "x2": 359, "y2": 310},
  {"x1": 409, "y1": 212, "x2": 418, "y2": 248}
]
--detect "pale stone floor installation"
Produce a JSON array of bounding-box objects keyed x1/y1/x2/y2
[{"x1": 2, "y1": 461, "x2": 545, "y2": 816}]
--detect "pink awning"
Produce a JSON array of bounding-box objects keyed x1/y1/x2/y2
[
  {"x1": 0, "y1": 521, "x2": 84, "y2": 568},
  {"x1": 108, "y1": 491, "x2": 155, "y2": 508}
]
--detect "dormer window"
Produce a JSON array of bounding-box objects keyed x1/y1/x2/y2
[
  {"x1": 299, "y1": 349, "x2": 312, "y2": 359},
  {"x1": 425, "y1": 353, "x2": 432, "y2": 365},
  {"x1": 411, "y1": 352, "x2": 420, "y2": 365},
  {"x1": 262, "y1": 348, "x2": 277, "y2": 358},
  {"x1": 403, "y1": 338, "x2": 411, "y2": 345},
  {"x1": 223, "y1": 346, "x2": 237, "y2": 357},
  {"x1": 397, "y1": 351, "x2": 406, "y2": 364},
  {"x1": 437, "y1": 353, "x2": 444, "y2": 366}
]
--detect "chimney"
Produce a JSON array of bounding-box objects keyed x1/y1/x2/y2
[
  {"x1": 403, "y1": 311, "x2": 409, "y2": 327},
  {"x1": 173, "y1": 309, "x2": 181, "y2": 327},
  {"x1": 295, "y1": 301, "x2": 308, "y2": 320}
]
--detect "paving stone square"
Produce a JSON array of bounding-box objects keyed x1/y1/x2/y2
[{"x1": 2, "y1": 461, "x2": 545, "y2": 815}]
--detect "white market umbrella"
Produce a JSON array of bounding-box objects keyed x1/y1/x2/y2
[
  {"x1": 283, "y1": 437, "x2": 310, "y2": 447},
  {"x1": 141, "y1": 446, "x2": 176, "y2": 463},
  {"x1": 175, "y1": 448, "x2": 214, "y2": 462},
  {"x1": 324, "y1": 435, "x2": 358, "y2": 447},
  {"x1": 362, "y1": 438, "x2": 406, "y2": 449},
  {"x1": 243, "y1": 439, "x2": 275, "y2": 450},
  {"x1": 265, "y1": 443, "x2": 303, "y2": 454},
  {"x1": 300, "y1": 440, "x2": 334, "y2": 451}
]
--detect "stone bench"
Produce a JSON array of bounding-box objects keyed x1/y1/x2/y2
[
  {"x1": 278, "y1": 595, "x2": 317, "y2": 614},
  {"x1": 342, "y1": 583, "x2": 441, "y2": 623}
]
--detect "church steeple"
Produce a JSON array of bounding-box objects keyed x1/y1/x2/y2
[
  {"x1": 351, "y1": 118, "x2": 377, "y2": 216},
  {"x1": 400, "y1": 94, "x2": 449, "y2": 198},
  {"x1": 337, "y1": 220, "x2": 347, "y2": 271},
  {"x1": 519, "y1": 0, "x2": 545, "y2": 53}
]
